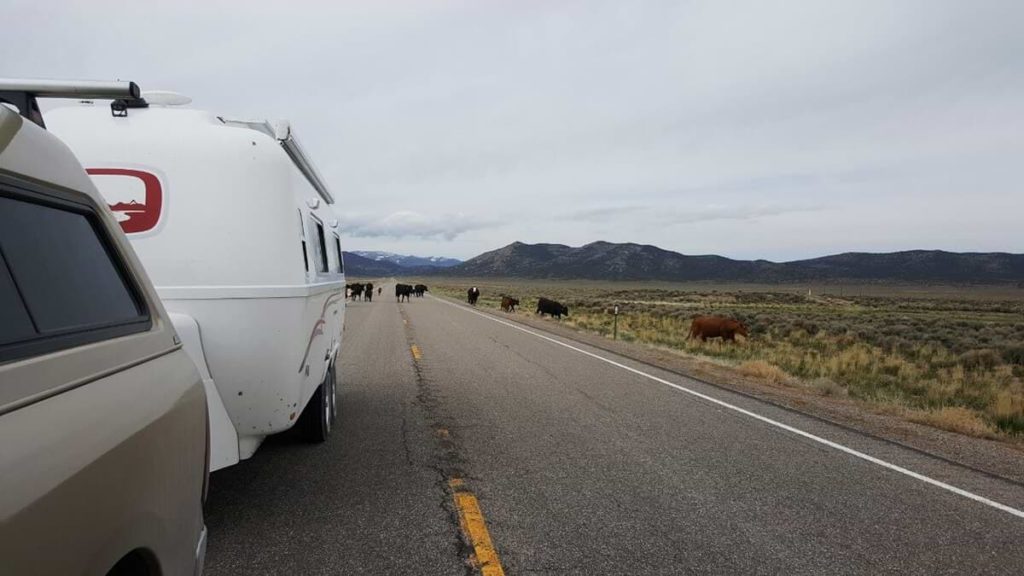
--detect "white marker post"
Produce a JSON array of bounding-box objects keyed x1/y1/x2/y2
[{"x1": 613, "y1": 305, "x2": 619, "y2": 340}]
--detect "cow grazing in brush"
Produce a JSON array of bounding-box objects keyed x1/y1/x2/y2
[
  {"x1": 688, "y1": 316, "x2": 748, "y2": 342},
  {"x1": 414, "y1": 284, "x2": 429, "y2": 297},
  {"x1": 364, "y1": 282, "x2": 374, "y2": 302},
  {"x1": 396, "y1": 283, "x2": 413, "y2": 302},
  {"x1": 467, "y1": 287, "x2": 480, "y2": 305},
  {"x1": 347, "y1": 282, "x2": 364, "y2": 301},
  {"x1": 536, "y1": 297, "x2": 568, "y2": 319},
  {"x1": 500, "y1": 296, "x2": 519, "y2": 313}
]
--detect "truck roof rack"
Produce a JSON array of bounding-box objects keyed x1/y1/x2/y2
[
  {"x1": 219, "y1": 118, "x2": 335, "y2": 205},
  {"x1": 0, "y1": 79, "x2": 142, "y2": 129}
]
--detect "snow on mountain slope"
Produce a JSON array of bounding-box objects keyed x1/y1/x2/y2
[{"x1": 350, "y1": 251, "x2": 462, "y2": 268}]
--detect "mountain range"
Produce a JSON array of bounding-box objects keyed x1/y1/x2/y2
[
  {"x1": 345, "y1": 242, "x2": 1024, "y2": 284},
  {"x1": 341, "y1": 252, "x2": 407, "y2": 276},
  {"x1": 350, "y1": 251, "x2": 461, "y2": 269}
]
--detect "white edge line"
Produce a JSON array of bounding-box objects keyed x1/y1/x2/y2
[{"x1": 431, "y1": 295, "x2": 1024, "y2": 520}]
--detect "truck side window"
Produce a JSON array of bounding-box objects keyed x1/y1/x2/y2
[
  {"x1": 0, "y1": 253, "x2": 36, "y2": 346},
  {"x1": 0, "y1": 190, "x2": 150, "y2": 362}
]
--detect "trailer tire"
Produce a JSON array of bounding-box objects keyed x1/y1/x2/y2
[
  {"x1": 327, "y1": 361, "x2": 338, "y2": 428},
  {"x1": 300, "y1": 369, "x2": 333, "y2": 443}
]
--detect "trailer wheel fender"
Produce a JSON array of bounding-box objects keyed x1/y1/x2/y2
[{"x1": 167, "y1": 312, "x2": 240, "y2": 470}]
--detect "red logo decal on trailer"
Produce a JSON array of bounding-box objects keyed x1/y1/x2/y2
[{"x1": 86, "y1": 168, "x2": 163, "y2": 234}]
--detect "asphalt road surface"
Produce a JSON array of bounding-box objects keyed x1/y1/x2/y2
[{"x1": 205, "y1": 283, "x2": 1024, "y2": 575}]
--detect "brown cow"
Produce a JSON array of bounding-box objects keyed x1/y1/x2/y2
[
  {"x1": 688, "y1": 316, "x2": 748, "y2": 342},
  {"x1": 500, "y1": 296, "x2": 519, "y2": 312}
]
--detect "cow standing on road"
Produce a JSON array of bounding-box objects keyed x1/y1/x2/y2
[
  {"x1": 347, "y1": 283, "x2": 364, "y2": 301},
  {"x1": 414, "y1": 284, "x2": 429, "y2": 297},
  {"x1": 364, "y1": 282, "x2": 374, "y2": 302},
  {"x1": 396, "y1": 283, "x2": 413, "y2": 302},
  {"x1": 536, "y1": 297, "x2": 568, "y2": 319},
  {"x1": 467, "y1": 287, "x2": 480, "y2": 305},
  {"x1": 688, "y1": 316, "x2": 748, "y2": 342},
  {"x1": 500, "y1": 296, "x2": 519, "y2": 313}
]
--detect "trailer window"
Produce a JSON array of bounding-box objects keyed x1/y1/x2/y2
[
  {"x1": 314, "y1": 220, "x2": 328, "y2": 273},
  {"x1": 333, "y1": 235, "x2": 344, "y2": 273},
  {"x1": 0, "y1": 188, "x2": 150, "y2": 362},
  {"x1": 298, "y1": 210, "x2": 309, "y2": 272}
]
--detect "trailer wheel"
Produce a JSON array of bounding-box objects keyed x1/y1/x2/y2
[
  {"x1": 300, "y1": 370, "x2": 332, "y2": 443},
  {"x1": 327, "y1": 362, "x2": 338, "y2": 427}
]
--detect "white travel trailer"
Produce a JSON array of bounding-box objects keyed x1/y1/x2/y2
[{"x1": 47, "y1": 92, "x2": 346, "y2": 470}]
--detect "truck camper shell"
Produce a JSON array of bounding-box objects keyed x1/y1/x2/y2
[
  {"x1": 47, "y1": 94, "x2": 346, "y2": 470},
  {"x1": 0, "y1": 79, "x2": 208, "y2": 575}
]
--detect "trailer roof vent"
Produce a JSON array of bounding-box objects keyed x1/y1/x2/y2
[{"x1": 142, "y1": 91, "x2": 191, "y2": 106}]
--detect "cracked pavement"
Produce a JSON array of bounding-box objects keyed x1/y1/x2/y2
[{"x1": 203, "y1": 286, "x2": 465, "y2": 576}]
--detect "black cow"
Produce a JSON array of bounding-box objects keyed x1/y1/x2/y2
[
  {"x1": 364, "y1": 282, "x2": 374, "y2": 302},
  {"x1": 347, "y1": 282, "x2": 364, "y2": 301},
  {"x1": 536, "y1": 297, "x2": 568, "y2": 319},
  {"x1": 396, "y1": 283, "x2": 413, "y2": 302},
  {"x1": 414, "y1": 284, "x2": 429, "y2": 297},
  {"x1": 467, "y1": 287, "x2": 480, "y2": 305}
]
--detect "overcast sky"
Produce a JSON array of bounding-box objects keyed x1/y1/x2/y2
[{"x1": 6, "y1": 1, "x2": 1022, "y2": 261}]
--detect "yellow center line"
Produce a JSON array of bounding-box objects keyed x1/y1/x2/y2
[
  {"x1": 449, "y1": 478, "x2": 506, "y2": 576},
  {"x1": 411, "y1": 345, "x2": 422, "y2": 360}
]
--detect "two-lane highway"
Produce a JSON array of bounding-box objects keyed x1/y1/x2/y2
[
  {"x1": 205, "y1": 283, "x2": 1024, "y2": 575},
  {"x1": 204, "y1": 287, "x2": 465, "y2": 575}
]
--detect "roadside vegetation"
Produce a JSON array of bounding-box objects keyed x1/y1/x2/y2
[{"x1": 428, "y1": 280, "x2": 1024, "y2": 441}]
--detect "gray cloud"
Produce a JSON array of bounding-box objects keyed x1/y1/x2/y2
[
  {"x1": 340, "y1": 211, "x2": 497, "y2": 241},
  {"x1": 568, "y1": 206, "x2": 649, "y2": 221},
  {"x1": 569, "y1": 204, "x2": 822, "y2": 225},
  {"x1": 7, "y1": 0, "x2": 1023, "y2": 260}
]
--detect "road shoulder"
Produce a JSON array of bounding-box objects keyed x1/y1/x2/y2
[{"x1": 433, "y1": 294, "x2": 1024, "y2": 486}]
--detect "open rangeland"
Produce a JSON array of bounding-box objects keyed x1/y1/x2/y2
[{"x1": 421, "y1": 278, "x2": 1024, "y2": 442}]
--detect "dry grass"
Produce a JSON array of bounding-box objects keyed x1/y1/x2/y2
[
  {"x1": 808, "y1": 377, "x2": 847, "y2": 397},
  {"x1": 738, "y1": 360, "x2": 790, "y2": 385},
  {"x1": 426, "y1": 278, "x2": 1024, "y2": 440},
  {"x1": 907, "y1": 407, "x2": 999, "y2": 438}
]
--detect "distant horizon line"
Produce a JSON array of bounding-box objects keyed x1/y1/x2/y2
[{"x1": 343, "y1": 241, "x2": 1023, "y2": 265}]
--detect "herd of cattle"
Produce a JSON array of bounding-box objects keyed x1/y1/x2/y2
[
  {"x1": 464, "y1": 286, "x2": 569, "y2": 319},
  {"x1": 394, "y1": 283, "x2": 429, "y2": 302},
  {"x1": 465, "y1": 288, "x2": 747, "y2": 341},
  {"x1": 346, "y1": 282, "x2": 378, "y2": 301},
  {"x1": 347, "y1": 282, "x2": 431, "y2": 302},
  {"x1": 348, "y1": 282, "x2": 749, "y2": 343}
]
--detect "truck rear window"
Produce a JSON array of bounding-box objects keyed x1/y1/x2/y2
[{"x1": 0, "y1": 185, "x2": 150, "y2": 362}]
